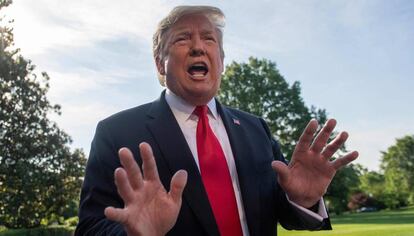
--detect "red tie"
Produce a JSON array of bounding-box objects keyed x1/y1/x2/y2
[{"x1": 194, "y1": 105, "x2": 243, "y2": 236}]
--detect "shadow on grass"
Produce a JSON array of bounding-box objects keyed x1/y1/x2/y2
[{"x1": 332, "y1": 206, "x2": 414, "y2": 224}]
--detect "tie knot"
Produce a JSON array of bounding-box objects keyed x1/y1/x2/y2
[{"x1": 194, "y1": 105, "x2": 208, "y2": 118}]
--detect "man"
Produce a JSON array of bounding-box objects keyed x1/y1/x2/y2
[{"x1": 76, "y1": 5, "x2": 358, "y2": 236}]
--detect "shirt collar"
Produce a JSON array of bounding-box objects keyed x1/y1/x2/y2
[{"x1": 165, "y1": 89, "x2": 218, "y2": 121}]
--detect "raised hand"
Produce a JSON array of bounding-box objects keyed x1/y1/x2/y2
[
  {"x1": 104, "y1": 142, "x2": 188, "y2": 236},
  {"x1": 272, "y1": 119, "x2": 358, "y2": 208}
]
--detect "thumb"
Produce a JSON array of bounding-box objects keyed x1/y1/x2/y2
[
  {"x1": 169, "y1": 170, "x2": 188, "y2": 203},
  {"x1": 272, "y1": 161, "x2": 290, "y2": 185},
  {"x1": 104, "y1": 207, "x2": 127, "y2": 224}
]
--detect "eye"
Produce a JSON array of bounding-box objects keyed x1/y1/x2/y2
[
  {"x1": 205, "y1": 36, "x2": 216, "y2": 42},
  {"x1": 174, "y1": 34, "x2": 190, "y2": 44},
  {"x1": 175, "y1": 37, "x2": 186, "y2": 42},
  {"x1": 203, "y1": 35, "x2": 217, "y2": 44}
]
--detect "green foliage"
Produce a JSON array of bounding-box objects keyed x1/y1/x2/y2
[
  {"x1": 325, "y1": 164, "x2": 361, "y2": 214},
  {"x1": 0, "y1": 1, "x2": 86, "y2": 228},
  {"x1": 219, "y1": 57, "x2": 354, "y2": 214},
  {"x1": 380, "y1": 135, "x2": 414, "y2": 208},
  {"x1": 218, "y1": 57, "x2": 327, "y2": 159},
  {"x1": 349, "y1": 170, "x2": 387, "y2": 210},
  {"x1": 351, "y1": 135, "x2": 414, "y2": 210},
  {"x1": 64, "y1": 216, "x2": 78, "y2": 227},
  {"x1": 359, "y1": 170, "x2": 385, "y2": 198}
]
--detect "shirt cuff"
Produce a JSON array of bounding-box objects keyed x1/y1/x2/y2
[{"x1": 286, "y1": 196, "x2": 328, "y2": 222}]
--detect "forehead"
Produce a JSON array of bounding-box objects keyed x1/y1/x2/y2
[{"x1": 169, "y1": 14, "x2": 216, "y2": 35}]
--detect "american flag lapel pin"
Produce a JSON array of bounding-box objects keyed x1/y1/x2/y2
[{"x1": 233, "y1": 118, "x2": 240, "y2": 125}]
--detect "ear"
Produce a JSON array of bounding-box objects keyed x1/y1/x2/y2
[{"x1": 155, "y1": 56, "x2": 165, "y2": 75}]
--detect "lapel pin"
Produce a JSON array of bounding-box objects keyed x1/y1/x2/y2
[{"x1": 233, "y1": 118, "x2": 240, "y2": 125}]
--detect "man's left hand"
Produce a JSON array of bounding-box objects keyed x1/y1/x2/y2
[{"x1": 272, "y1": 119, "x2": 358, "y2": 208}]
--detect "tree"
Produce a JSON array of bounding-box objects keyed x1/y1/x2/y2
[
  {"x1": 359, "y1": 170, "x2": 385, "y2": 198},
  {"x1": 359, "y1": 170, "x2": 390, "y2": 208},
  {"x1": 218, "y1": 57, "x2": 328, "y2": 160},
  {"x1": 0, "y1": 0, "x2": 86, "y2": 228},
  {"x1": 380, "y1": 135, "x2": 414, "y2": 208},
  {"x1": 219, "y1": 57, "x2": 355, "y2": 214},
  {"x1": 347, "y1": 170, "x2": 387, "y2": 211},
  {"x1": 324, "y1": 163, "x2": 361, "y2": 214}
]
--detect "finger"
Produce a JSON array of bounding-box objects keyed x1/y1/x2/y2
[
  {"x1": 114, "y1": 168, "x2": 134, "y2": 203},
  {"x1": 310, "y1": 119, "x2": 336, "y2": 153},
  {"x1": 169, "y1": 170, "x2": 188, "y2": 203},
  {"x1": 331, "y1": 151, "x2": 359, "y2": 170},
  {"x1": 104, "y1": 206, "x2": 127, "y2": 224},
  {"x1": 119, "y1": 147, "x2": 143, "y2": 190},
  {"x1": 139, "y1": 142, "x2": 160, "y2": 181},
  {"x1": 271, "y1": 161, "x2": 290, "y2": 185},
  {"x1": 321, "y1": 131, "x2": 348, "y2": 159},
  {"x1": 295, "y1": 119, "x2": 319, "y2": 153}
]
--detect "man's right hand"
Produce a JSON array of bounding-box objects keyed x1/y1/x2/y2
[{"x1": 104, "y1": 142, "x2": 188, "y2": 236}]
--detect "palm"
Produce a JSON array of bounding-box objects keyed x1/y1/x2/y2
[
  {"x1": 272, "y1": 119, "x2": 358, "y2": 208},
  {"x1": 105, "y1": 143, "x2": 187, "y2": 236},
  {"x1": 119, "y1": 179, "x2": 180, "y2": 235}
]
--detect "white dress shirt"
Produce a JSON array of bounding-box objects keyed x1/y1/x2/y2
[{"x1": 165, "y1": 89, "x2": 327, "y2": 235}]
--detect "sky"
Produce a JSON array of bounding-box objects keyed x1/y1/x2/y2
[{"x1": 4, "y1": 0, "x2": 414, "y2": 171}]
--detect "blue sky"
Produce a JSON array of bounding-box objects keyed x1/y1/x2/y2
[{"x1": 5, "y1": 0, "x2": 414, "y2": 171}]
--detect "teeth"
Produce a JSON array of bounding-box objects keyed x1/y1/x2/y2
[
  {"x1": 192, "y1": 72, "x2": 205, "y2": 77},
  {"x1": 192, "y1": 62, "x2": 207, "y2": 67}
]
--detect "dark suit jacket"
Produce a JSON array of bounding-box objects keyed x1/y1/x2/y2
[{"x1": 75, "y1": 91, "x2": 331, "y2": 235}]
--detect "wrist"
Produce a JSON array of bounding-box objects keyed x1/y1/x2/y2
[
  {"x1": 125, "y1": 227, "x2": 164, "y2": 236},
  {"x1": 288, "y1": 195, "x2": 320, "y2": 209}
]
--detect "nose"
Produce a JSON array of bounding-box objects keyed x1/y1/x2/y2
[{"x1": 189, "y1": 35, "x2": 205, "y2": 57}]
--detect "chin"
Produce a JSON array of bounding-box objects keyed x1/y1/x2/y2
[{"x1": 184, "y1": 89, "x2": 215, "y2": 104}]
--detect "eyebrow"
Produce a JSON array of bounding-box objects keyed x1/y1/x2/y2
[
  {"x1": 200, "y1": 30, "x2": 216, "y2": 36},
  {"x1": 172, "y1": 30, "x2": 216, "y2": 40},
  {"x1": 172, "y1": 30, "x2": 191, "y2": 37}
]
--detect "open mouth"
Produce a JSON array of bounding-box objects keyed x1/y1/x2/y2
[{"x1": 187, "y1": 62, "x2": 209, "y2": 78}]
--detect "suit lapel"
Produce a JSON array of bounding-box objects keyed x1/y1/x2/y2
[
  {"x1": 217, "y1": 101, "x2": 261, "y2": 236},
  {"x1": 146, "y1": 92, "x2": 220, "y2": 236}
]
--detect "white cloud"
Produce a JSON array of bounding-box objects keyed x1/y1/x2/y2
[
  {"x1": 7, "y1": 0, "x2": 173, "y2": 56},
  {"x1": 47, "y1": 70, "x2": 118, "y2": 99},
  {"x1": 334, "y1": 0, "x2": 377, "y2": 29},
  {"x1": 49, "y1": 101, "x2": 121, "y2": 153},
  {"x1": 51, "y1": 101, "x2": 118, "y2": 128}
]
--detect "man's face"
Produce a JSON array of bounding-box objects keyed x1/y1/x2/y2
[{"x1": 157, "y1": 14, "x2": 224, "y2": 105}]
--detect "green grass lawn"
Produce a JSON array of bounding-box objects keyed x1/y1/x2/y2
[
  {"x1": 0, "y1": 225, "x2": 73, "y2": 236},
  {"x1": 278, "y1": 206, "x2": 414, "y2": 236},
  {"x1": 2, "y1": 206, "x2": 413, "y2": 235}
]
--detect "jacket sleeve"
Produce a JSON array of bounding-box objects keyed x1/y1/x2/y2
[
  {"x1": 259, "y1": 118, "x2": 332, "y2": 231},
  {"x1": 75, "y1": 121, "x2": 127, "y2": 236}
]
